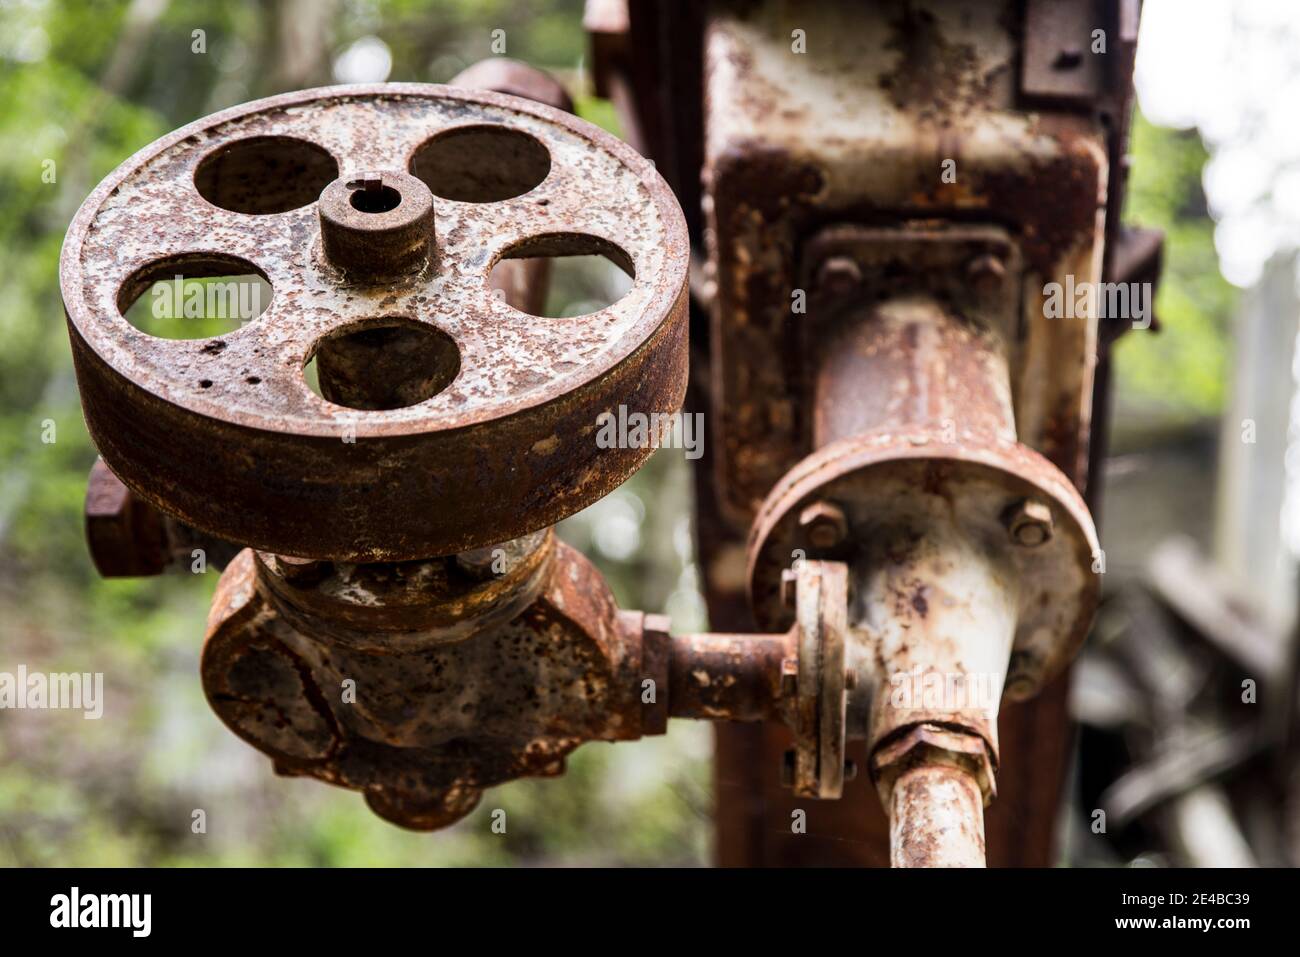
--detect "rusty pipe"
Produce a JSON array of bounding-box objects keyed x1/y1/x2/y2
[
  {"x1": 668, "y1": 632, "x2": 794, "y2": 723},
  {"x1": 809, "y1": 295, "x2": 1023, "y2": 868},
  {"x1": 812, "y1": 295, "x2": 1021, "y2": 750},
  {"x1": 813, "y1": 293, "x2": 1016, "y2": 449},
  {"x1": 872, "y1": 723, "x2": 994, "y2": 868},
  {"x1": 888, "y1": 765, "x2": 987, "y2": 868},
  {"x1": 749, "y1": 282, "x2": 1099, "y2": 864}
]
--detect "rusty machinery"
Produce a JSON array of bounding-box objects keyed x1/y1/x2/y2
[
  {"x1": 584, "y1": 0, "x2": 1158, "y2": 866},
  {"x1": 61, "y1": 0, "x2": 1155, "y2": 867}
]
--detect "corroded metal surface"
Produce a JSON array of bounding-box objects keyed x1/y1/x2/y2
[
  {"x1": 749, "y1": 296, "x2": 1100, "y2": 703},
  {"x1": 452, "y1": 57, "x2": 575, "y2": 115},
  {"x1": 666, "y1": 630, "x2": 792, "y2": 724},
  {"x1": 65, "y1": 0, "x2": 1137, "y2": 866},
  {"x1": 603, "y1": 0, "x2": 1144, "y2": 869},
  {"x1": 85, "y1": 457, "x2": 168, "y2": 578},
  {"x1": 742, "y1": 292, "x2": 1099, "y2": 866},
  {"x1": 801, "y1": 227, "x2": 1022, "y2": 449},
  {"x1": 202, "y1": 536, "x2": 647, "y2": 829},
  {"x1": 703, "y1": 0, "x2": 1106, "y2": 524},
  {"x1": 1021, "y1": 0, "x2": 1106, "y2": 105},
  {"x1": 453, "y1": 59, "x2": 570, "y2": 319},
  {"x1": 257, "y1": 530, "x2": 553, "y2": 650},
  {"x1": 62, "y1": 83, "x2": 689, "y2": 562},
  {"x1": 202, "y1": 533, "x2": 796, "y2": 829},
  {"x1": 85, "y1": 457, "x2": 240, "y2": 576},
  {"x1": 886, "y1": 764, "x2": 988, "y2": 868},
  {"x1": 874, "y1": 725, "x2": 993, "y2": 867},
  {"x1": 750, "y1": 439, "x2": 1099, "y2": 694},
  {"x1": 317, "y1": 168, "x2": 436, "y2": 280}
]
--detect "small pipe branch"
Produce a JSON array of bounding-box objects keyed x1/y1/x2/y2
[{"x1": 667, "y1": 631, "x2": 794, "y2": 723}]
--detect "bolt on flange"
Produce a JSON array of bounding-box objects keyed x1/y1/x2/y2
[
  {"x1": 799, "y1": 500, "x2": 848, "y2": 551},
  {"x1": 1004, "y1": 498, "x2": 1054, "y2": 547}
]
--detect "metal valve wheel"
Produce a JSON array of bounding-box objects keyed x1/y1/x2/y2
[{"x1": 61, "y1": 83, "x2": 688, "y2": 562}]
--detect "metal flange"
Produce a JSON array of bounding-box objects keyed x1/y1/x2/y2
[
  {"x1": 748, "y1": 428, "x2": 1101, "y2": 701},
  {"x1": 61, "y1": 83, "x2": 688, "y2": 562},
  {"x1": 788, "y1": 559, "x2": 849, "y2": 800}
]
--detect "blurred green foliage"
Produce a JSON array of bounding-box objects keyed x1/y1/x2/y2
[{"x1": 1114, "y1": 110, "x2": 1237, "y2": 424}]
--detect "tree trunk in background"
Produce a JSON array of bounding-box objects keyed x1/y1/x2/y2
[{"x1": 265, "y1": 0, "x2": 337, "y2": 94}]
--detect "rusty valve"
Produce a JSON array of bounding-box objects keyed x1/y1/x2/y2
[
  {"x1": 748, "y1": 271, "x2": 1100, "y2": 867},
  {"x1": 60, "y1": 67, "x2": 708, "y2": 828},
  {"x1": 62, "y1": 61, "x2": 839, "y2": 840}
]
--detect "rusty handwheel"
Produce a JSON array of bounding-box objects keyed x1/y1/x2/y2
[{"x1": 61, "y1": 83, "x2": 688, "y2": 562}]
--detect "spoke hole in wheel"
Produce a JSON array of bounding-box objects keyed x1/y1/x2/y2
[
  {"x1": 410, "y1": 125, "x2": 550, "y2": 202},
  {"x1": 348, "y1": 184, "x2": 402, "y2": 213},
  {"x1": 491, "y1": 234, "x2": 634, "y2": 317},
  {"x1": 117, "y1": 255, "x2": 271, "y2": 339},
  {"x1": 305, "y1": 318, "x2": 460, "y2": 410},
  {"x1": 195, "y1": 136, "x2": 338, "y2": 214}
]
